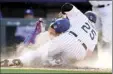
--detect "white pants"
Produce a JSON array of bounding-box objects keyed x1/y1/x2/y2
[{"x1": 92, "y1": 4, "x2": 112, "y2": 43}]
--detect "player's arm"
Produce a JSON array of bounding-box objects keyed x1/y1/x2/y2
[{"x1": 61, "y1": 3, "x2": 81, "y2": 19}]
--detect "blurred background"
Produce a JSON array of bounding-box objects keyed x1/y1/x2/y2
[{"x1": 0, "y1": 0, "x2": 92, "y2": 55}]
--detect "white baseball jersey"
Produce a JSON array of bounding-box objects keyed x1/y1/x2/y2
[
  {"x1": 18, "y1": 6, "x2": 98, "y2": 66},
  {"x1": 65, "y1": 6, "x2": 98, "y2": 51},
  {"x1": 89, "y1": 1, "x2": 112, "y2": 7},
  {"x1": 47, "y1": 6, "x2": 98, "y2": 65}
]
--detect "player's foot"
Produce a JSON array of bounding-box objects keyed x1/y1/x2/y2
[
  {"x1": 0, "y1": 59, "x2": 9, "y2": 67},
  {"x1": 1, "y1": 59, "x2": 23, "y2": 67},
  {"x1": 10, "y1": 59, "x2": 23, "y2": 67}
]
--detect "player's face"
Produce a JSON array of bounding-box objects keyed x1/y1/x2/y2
[
  {"x1": 48, "y1": 27, "x2": 60, "y2": 39},
  {"x1": 48, "y1": 27, "x2": 56, "y2": 36}
]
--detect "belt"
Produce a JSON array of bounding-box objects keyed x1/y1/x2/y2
[
  {"x1": 69, "y1": 31, "x2": 87, "y2": 50},
  {"x1": 97, "y1": 4, "x2": 110, "y2": 8}
]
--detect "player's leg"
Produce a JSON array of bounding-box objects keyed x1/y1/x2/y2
[
  {"x1": 17, "y1": 50, "x2": 39, "y2": 66},
  {"x1": 101, "y1": 5, "x2": 112, "y2": 51},
  {"x1": 91, "y1": 7, "x2": 103, "y2": 60},
  {"x1": 92, "y1": 9, "x2": 102, "y2": 32},
  {"x1": 101, "y1": 16, "x2": 112, "y2": 53},
  {"x1": 0, "y1": 50, "x2": 37, "y2": 67},
  {"x1": 96, "y1": 5, "x2": 112, "y2": 68},
  {"x1": 1, "y1": 47, "x2": 47, "y2": 67},
  {"x1": 18, "y1": 43, "x2": 50, "y2": 67}
]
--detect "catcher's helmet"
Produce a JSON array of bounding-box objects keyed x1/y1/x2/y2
[{"x1": 85, "y1": 11, "x2": 97, "y2": 23}]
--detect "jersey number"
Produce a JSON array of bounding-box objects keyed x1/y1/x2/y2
[{"x1": 81, "y1": 22, "x2": 96, "y2": 40}]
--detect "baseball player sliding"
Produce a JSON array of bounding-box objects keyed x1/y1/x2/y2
[
  {"x1": 1, "y1": 18, "x2": 71, "y2": 67},
  {"x1": 1, "y1": 3, "x2": 98, "y2": 67}
]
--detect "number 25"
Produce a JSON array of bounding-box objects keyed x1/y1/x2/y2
[{"x1": 81, "y1": 22, "x2": 96, "y2": 40}]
